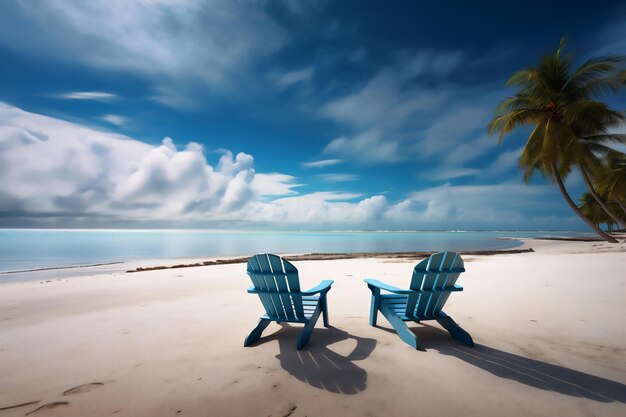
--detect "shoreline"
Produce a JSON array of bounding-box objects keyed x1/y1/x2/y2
[
  {"x1": 2, "y1": 232, "x2": 624, "y2": 282},
  {"x1": 0, "y1": 245, "x2": 534, "y2": 279},
  {"x1": 3, "y1": 232, "x2": 624, "y2": 279},
  {"x1": 1, "y1": 230, "x2": 606, "y2": 275}
]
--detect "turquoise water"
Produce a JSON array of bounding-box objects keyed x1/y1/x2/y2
[{"x1": 0, "y1": 229, "x2": 591, "y2": 273}]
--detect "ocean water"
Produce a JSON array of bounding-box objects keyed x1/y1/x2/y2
[{"x1": 0, "y1": 229, "x2": 591, "y2": 273}]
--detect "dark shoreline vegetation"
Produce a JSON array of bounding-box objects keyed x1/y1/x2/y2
[
  {"x1": 126, "y1": 248, "x2": 535, "y2": 273},
  {"x1": 0, "y1": 262, "x2": 124, "y2": 275}
]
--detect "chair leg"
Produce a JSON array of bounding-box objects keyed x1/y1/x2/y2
[
  {"x1": 321, "y1": 293, "x2": 329, "y2": 327},
  {"x1": 244, "y1": 318, "x2": 272, "y2": 347},
  {"x1": 380, "y1": 303, "x2": 419, "y2": 349},
  {"x1": 436, "y1": 313, "x2": 474, "y2": 347},
  {"x1": 297, "y1": 304, "x2": 322, "y2": 350},
  {"x1": 368, "y1": 288, "x2": 380, "y2": 326}
]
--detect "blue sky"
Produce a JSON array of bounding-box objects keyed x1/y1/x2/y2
[{"x1": 0, "y1": 0, "x2": 625, "y2": 230}]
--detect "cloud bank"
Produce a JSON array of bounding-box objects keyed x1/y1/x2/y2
[
  {"x1": 0, "y1": 103, "x2": 263, "y2": 223},
  {"x1": 0, "y1": 103, "x2": 579, "y2": 229}
]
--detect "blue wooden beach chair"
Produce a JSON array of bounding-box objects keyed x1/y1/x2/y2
[
  {"x1": 365, "y1": 251, "x2": 473, "y2": 349},
  {"x1": 245, "y1": 253, "x2": 334, "y2": 350}
]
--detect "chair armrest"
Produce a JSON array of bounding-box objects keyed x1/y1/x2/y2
[
  {"x1": 364, "y1": 279, "x2": 413, "y2": 294},
  {"x1": 301, "y1": 280, "x2": 334, "y2": 295}
]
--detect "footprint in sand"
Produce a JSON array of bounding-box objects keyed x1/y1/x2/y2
[
  {"x1": 62, "y1": 382, "x2": 104, "y2": 396},
  {"x1": 26, "y1": 402, "x2": 69, "y2": 415},
  {"x1": 0, "y1": 401, "x2": 39, "y2": 412},
  {"x1": 275, "y1": 403, "x2": 297, "y2": 417}
]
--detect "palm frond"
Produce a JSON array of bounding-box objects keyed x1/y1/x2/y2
[
  {"x1": 488, "y1": 109, "x2": 544, "y2": 142},
  {"x1": 566, "y1": 55, "x2": 624, "y2": 95},
  {"x1": 578, "y1": 75, "x2": 626, "y2": 98},
  {"x1": 519, "y1": 122, "x2": 547, "y2": 182},
  {"x1": 581, "y1": 133, "x2": 626, "y2": 144},
  {"x1": 506, "y1": 69, "x2": 534, "y2": 87},
  {"x1": 580, "y1": 141, "x2": 617, "y2": 156}
]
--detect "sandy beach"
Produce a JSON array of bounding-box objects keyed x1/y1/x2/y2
[{"x1": 1, "y1": 238, "x2": 625, "y2": 417}]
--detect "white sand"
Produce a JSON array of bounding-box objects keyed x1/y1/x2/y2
[{"x1": 1, "y1": 239, "x2": 625, "y2": 417}]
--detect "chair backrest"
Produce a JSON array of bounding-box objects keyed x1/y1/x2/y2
[
  {"x1": 405, "y1": 251, "x2": 465, "y2": 319},
  {"x1": 247, "y1": 253, "x2": 306, "y2": 321}
]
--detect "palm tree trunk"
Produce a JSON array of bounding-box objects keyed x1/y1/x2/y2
[
  {"x1": 580, "y1": 165, "x2": 626, "y2": 229},
  {"x1": 615, "y1": 199, "x2": 626, "y2": 232},
  {"x1": 552, "y1": 163, "x2": 618, "y2": 242}
]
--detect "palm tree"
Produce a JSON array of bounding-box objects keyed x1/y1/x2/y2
[
  {"x1": 575, "y1": 129, "x2": 626, "y2": 230},
  {"x1": 597, "y1": 150, "x2": 626, "y2": 220},
  {"x1": 578, "y1": 192, "x2": 618, "y2": 231},
  {"x1": 488, "y1": 38, "x2": 625, "y2": 242}
]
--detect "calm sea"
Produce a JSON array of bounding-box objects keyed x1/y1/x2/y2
[{"x1": 0, "y1": 229, "x2": 591, "y2": 274}]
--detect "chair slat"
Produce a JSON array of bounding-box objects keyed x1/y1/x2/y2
[
  {"x1": 268, "y1": 254, "x2": 296, "y2": 321},
  {"x1": 431, "y1": 254, "x2": 464, "y2": 316},
  {"x1": 406, "y1": 258, "x2": 428, "y2": 316},
  {"x1": 283, "y1": 258, "x2": 306, "y2": 319},
  {"x1": 255, "y1": 254, "x2": 286, "y2": 320},
  {"x1": 247, "y1": 255, "x2": 276, "y2": 317},
  {"x1": 413, "y1": 252, "x2": 447, "y2": 318},
  {"x1": 424, "y1": 252, "x2": 456, "y2": 317}
]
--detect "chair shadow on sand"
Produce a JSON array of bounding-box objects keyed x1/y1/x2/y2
[
  {"x1": 254, "y1": 324, "x2": 376, "y2": 395},
  {"x1": 376, "y1": 323, "x2": 626, "y2": 403}
]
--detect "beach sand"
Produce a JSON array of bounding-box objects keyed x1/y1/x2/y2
[{"x1": 1, "y1": 239, "x2": 625, "y2": 417}]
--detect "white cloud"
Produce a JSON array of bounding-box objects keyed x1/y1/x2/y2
[
  {"x1": 240, "y1": 181, "x2": 577, "y2": 229},
  {"x1": 354, "y1": 195, "x2": 388, "y2": 220},
  {"x1": 320, "y1": 51, "x2": 460, "y2": 129},
  {"x1": 272, "y1": 191, "x2": 363, "y2": 203},
  {"x1": 245, "y1": 192, "x2": 380, "y2": 224},
  {"x1": 0, "y1": 103, "x2": 261, "y2": 220},
  {"x1": 54, "y1": 91, "x2": 117, "y2": 101},
  {"x1": 420, "y1": 168, "x2": 481, "y2": 181},
  {"x1": 101, "y1": 114, "x2": 127, "y2": 126},
  {"x1": 407, "y1": 182, "x2": 571, "y2": 228},
  {"x1": 445, "y1": 133, "x2": 497, "y2": 165},
  {"x1": 253, "y1": 173, "x2": 302, "y2": 196},
  {"x1": 148, "y1": 85, "x2": 199, "y2": 110},
  {"x1": 419, "y1": 107, "x2": 492, "y2": 157},
  {"x1": 301, "y1": 159, "x2": 343, "y2": 168},
  {"x1": 273, "y1": 67, "x2": 314, "y2": 88},
  {"x1": 324, "y1": 129, "x2": 403, "y2": 164},
  {"x1": 318, "y1": 173, "x2": 358, "y2": 182},
  {"x1": 484, "y1": 146, "x2": 523, "y2": 177},
  {"x1": 592, "y1": 8, "x2": 626, "y2": 55},
  {"x1": 0, "y1": 0, "x2": 288, "y2": 106},
  {"x1": 319, "y1": 48, "x2": 504, "y2": 166}
]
